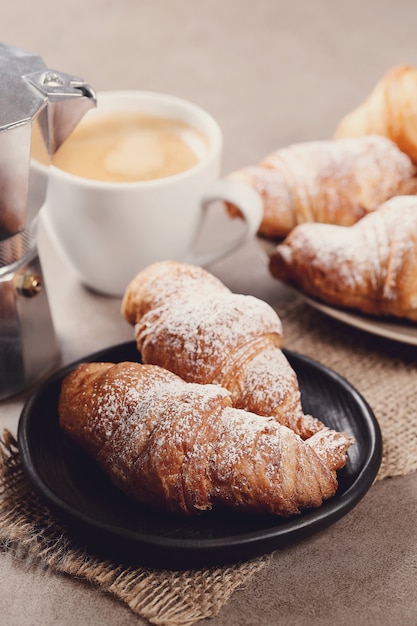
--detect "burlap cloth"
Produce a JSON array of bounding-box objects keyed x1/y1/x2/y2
[{"x1": 1, "y1": 298, "x2": 416, "y2": 626}]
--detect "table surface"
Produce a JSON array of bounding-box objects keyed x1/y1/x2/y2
[{"x1": 2, "y1": 1, "x2": 417, "y2": 624}]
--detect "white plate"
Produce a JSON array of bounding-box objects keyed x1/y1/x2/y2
[
  {"x1": 258, "y1": 236, "x2": 417, "y2": 346},
  {"x1": 300, "y1": 293, "x2": 417, "y2": 345}
]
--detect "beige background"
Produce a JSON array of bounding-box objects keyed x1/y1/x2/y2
[{"x1": 1, "y1": 1, "x2": 417, "y2": 624}]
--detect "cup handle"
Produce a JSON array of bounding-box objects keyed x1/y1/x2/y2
[{"x1": 184, "y1": 179, "x2": 263, "y2": 267}]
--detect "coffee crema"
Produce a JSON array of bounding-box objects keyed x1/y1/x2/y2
[{"x1": 33, "y1": 111, "x2": 208, "y2": 183}]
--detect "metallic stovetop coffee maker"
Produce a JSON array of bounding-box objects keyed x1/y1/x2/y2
[{"x1": 0, "y1": 42, "x2": 96, "y2": 400}]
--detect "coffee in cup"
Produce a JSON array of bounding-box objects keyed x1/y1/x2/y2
[
  {"x1": 33, "y1": 91, "x2": 262, "y2": 296},
  {"x1": 34, "y1": 111, "x2": 209, "y2": 183}
]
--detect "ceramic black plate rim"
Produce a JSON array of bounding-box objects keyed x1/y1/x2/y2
[{"x1": 17, "y1": 341, "x2": 382, "y2": 564}]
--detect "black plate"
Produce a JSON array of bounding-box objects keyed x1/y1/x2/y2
[{"x1": 18, "y1": 341, "x2": 382, "y2": 569}]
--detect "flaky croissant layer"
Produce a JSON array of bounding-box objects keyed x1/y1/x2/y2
[
  {"x1": 121, "y1": 261, "x2": 324, "y2": 439},
  {"x1": 334, "y1": 65, "x2": 417, "y2": 163},
  {"x1": 59, "y1": 361, "x2": 353, "y2": 516},
  {"x1": 226, "y1": 135, "x2": 417, "y2": 238},
  {"x1": 269, "y1": 195, "x2": 417, "y2": 321}
]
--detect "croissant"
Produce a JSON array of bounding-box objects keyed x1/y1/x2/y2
[
  {"x1": 226, "y1": 135, "x2": 417, "y2": 238},
  {"x1": 123, "y1": 261, "x2": 330, "y2": 439},
  {"x1": 334, "y1": 65, "x2": 417, "y2": 163},
  {"x1": 58, "y1": 361, "x2": 353, "y2": 516},
  {"x1": 269, "y1": 195, "x2": 417, "y2": 321}
]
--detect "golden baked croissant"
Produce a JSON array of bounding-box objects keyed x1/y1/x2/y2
[
  {"x1": 123, "y1": 261, "x2": 328, "y2": 439},
  {"x1": 269, "y1": 195, "x2": 417, "y2": 321},
  {"x1": 58, "y1": 361, "x2": 353, "y2": 516},
  {"x1": 226, "y1": 135, "x2": 417, "y2": 238},
  {"x1": 334, "y1": 65, "x2": 417, "y2": 162}
]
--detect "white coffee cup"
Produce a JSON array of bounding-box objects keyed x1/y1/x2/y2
[{"x1": 34, "y1": 91, "x2": 262, "y2": 296}]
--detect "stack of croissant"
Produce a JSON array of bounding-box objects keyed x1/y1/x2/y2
[
  {"x1": 61, "y1": 66, "x2": 417, "y2": 518},
  {"x1": 225, "y1": 64, "x2": 417, "y2": 321},
  {"x1": 59, "y1": 261, "x2": 354, "y2": 518}
]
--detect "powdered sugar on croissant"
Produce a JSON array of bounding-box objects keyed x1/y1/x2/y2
[
  {"x1": 226, "y1": 135, "x2": 417, "y2": 238},
  {"x1": 269, "y1": 195, "x2": 417, "y2": 321},
  {"x1": 334, "y1": 65, "x2": 417, "y2": 162},
  {"x1": 122, "y1": 261, "x2": 326, "y2": 439},
  {"x1": 58, "y1": 361, "x2": 353, "y2": 516}
]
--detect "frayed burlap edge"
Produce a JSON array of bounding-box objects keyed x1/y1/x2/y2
[
  {"x1": 0, "y1": 431, "x2": 270, "y2": 626},
  {"x1": 2, "y1": 298, "x2": 416, "y2": 625}
]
